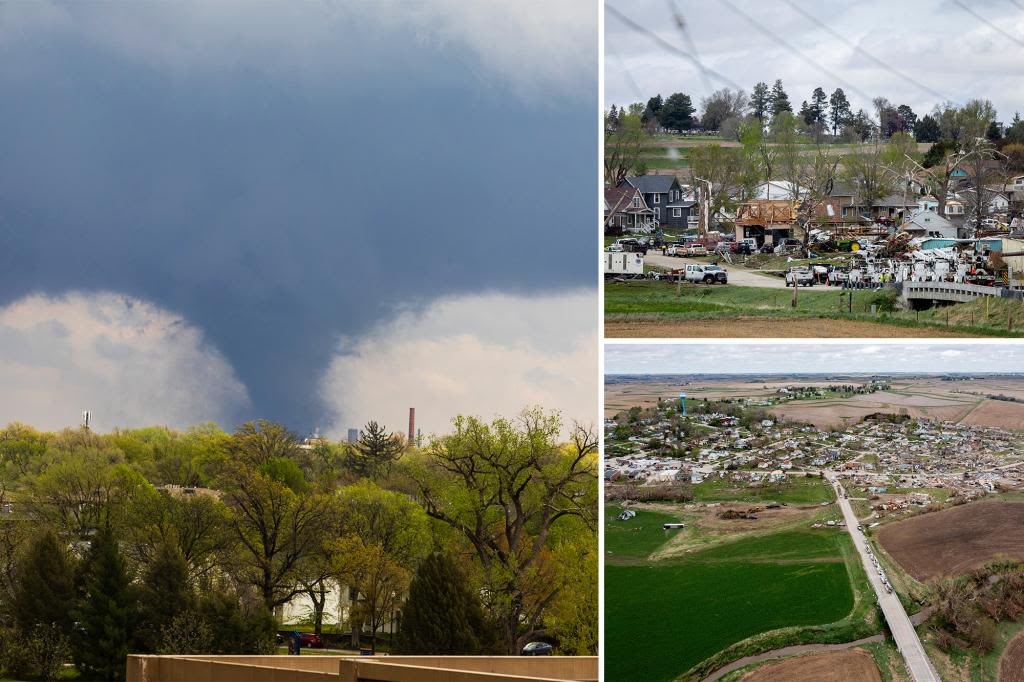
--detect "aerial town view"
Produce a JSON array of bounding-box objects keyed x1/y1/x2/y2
[
  {"x1": 604, "y1": 2, "x2": 1024, "y2": 338},
  {"x1": 604, "y1": 343, "x2": 1024, "y2": 682}
]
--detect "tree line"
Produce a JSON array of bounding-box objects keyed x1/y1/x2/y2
[{"x1": 0, "y1": 408, "x2": 597, "y2": 680}]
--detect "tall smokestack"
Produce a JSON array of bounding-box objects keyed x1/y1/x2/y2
[{"x1": 408, "y1": 407, "x2": 415, "y2": 447}]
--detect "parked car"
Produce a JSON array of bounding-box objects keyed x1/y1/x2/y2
[
  {"x1": 773, "y1": 238, "x2": 803, "y2": 254},
  {"x1": 666, "y1": 243, "x2": 688, "y2": 257},
  {"x1": 684, "y1": 263, "x2": 728, "y2": 284},
  {"x1": 785, "y1": 267, "x2": 815, "y2": 287},
  {"x1": 299, "y1": 633, "x2": 324, "y2": 648},
  {"x1": 685, "y1": 243, "x2": 709, "y2": 256},
  {"x1": 827, "y1": 268, "x2": 849, "y2": 285},
  {"x1": 521, "y1": 642, "x2": 553, "y2": 656}
]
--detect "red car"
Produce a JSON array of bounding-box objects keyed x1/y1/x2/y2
[{"x1": 299, "y1": 633, "x2": 324, "y2": 648}]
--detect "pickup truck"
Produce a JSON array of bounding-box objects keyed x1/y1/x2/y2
[
  {"x1": 785, "y1": 267, "x2": 815, "y2": 287},
  {"x1": 684, "y1": 263, "x2": 728, "y2": 284},
  {"x1": 685, "y1": 244, "x2": 709, "y2": 257}
]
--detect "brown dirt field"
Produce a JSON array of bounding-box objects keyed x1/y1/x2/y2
[
  {"x1": 740, "y1": 649, "x2": 882, "y2": 682},
  {"x1": 1000, "y1": 629, "x2": 1024, "y2": 682},
  {"x1": 961, "y1": 400, "x2": 1024, "y2": 428},
  {"x1": 650, "y1": 502, "x2": 822, "y2": 560},
  {"x1": 877, "y1": 500, "x2": 1024, "y2": 582},
  {"x1": 605, "y1": 317, "x2": 976, "y2": 338},
  {"x1": 769, "y1": 395, "x2": 977, "y2": 428}
]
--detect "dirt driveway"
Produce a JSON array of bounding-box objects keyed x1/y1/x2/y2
[
  {"x1": 605, "y1": 317, "x2": 975, "y2": 338},
  {"x1": 739, "y1": 649, "x2": 883, "y2": 682}
]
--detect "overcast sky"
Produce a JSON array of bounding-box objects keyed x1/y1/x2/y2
[
  {"x1": 0, "y1": 1, "x2": 598, "y2": 436},
  {"x1": 606, "y1": 342, "x2": 1024, "y2": 375},
  {"x1": 605, "y1": 0, "x2": 1024, "y2": 121}
]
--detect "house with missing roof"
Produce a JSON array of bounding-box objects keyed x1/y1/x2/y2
[
  {"x1": 618, "y1": 175, "x2": 697, "y2": 230},
  {"x1": 604, "y1": 185, "x2": 655, "y2": 232}
]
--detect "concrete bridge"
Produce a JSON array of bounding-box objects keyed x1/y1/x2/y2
[{"x1": 898, "y1": 281, "x2": 1024, "y2": 309}]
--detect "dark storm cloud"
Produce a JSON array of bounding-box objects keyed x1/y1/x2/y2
[{"x1": 0, "y1": 2, "x2": 597, "y2": 430}]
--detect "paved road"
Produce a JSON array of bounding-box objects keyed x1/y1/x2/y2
[
  {"x1": 826, "y1": 473, "x2": 941, "y2": 682},
  {"x1": 642, "y1": 252, "x2": 843, "y2": 290}
]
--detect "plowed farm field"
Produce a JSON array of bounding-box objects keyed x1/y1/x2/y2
[
  {"x1": 741, "y1": 649, "x2": 882, "y2": 682},
  {"x1": 1000, "y1": 630, "x2": 1024, "y2": 681},
  {"x1": 877, "y1": 500, "x2": 1024, "y2": 581}
]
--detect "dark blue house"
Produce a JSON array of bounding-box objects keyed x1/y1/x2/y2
[{"x1": 618, "y1": 175, "x2": 696, "y2": 230}]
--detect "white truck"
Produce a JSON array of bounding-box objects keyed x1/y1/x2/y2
[
  {"x1": 785, "y1": 266, "x2": 815, "y2": 287},
  {"x1": 604, "y1": 251, "x2": 645, "y2": 279},
  {"x1": 683, "y1": 263, "x2": 728, "y2": 284}
]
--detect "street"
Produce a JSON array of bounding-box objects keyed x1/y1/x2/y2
[
  {"x1": 642, "y1": 251, "x2": 844, "y2": 290},
  {"x1": 826, "y1": 473, "x2": 941, "y2": 682}
]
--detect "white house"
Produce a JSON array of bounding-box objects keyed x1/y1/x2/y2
[{"x1": 903, "y1": 209, "x2": 958, "y2": 239}]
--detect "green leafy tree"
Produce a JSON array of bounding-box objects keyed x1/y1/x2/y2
[
  {"x1": 395, "y1": 553, "x2": 490, "y2": 654},
  {"x1": 73, "y1": 529, "x2": 135, "y2": 681},
  {"x1": 604, "y1": 114, "x2": 646, "y2": 187},
  {"x1": 406, "y1": 408, "x2": 597, "y2": 654},
  {"x1": 641, "y1": 94, "x2": 663, "y2": 126},
  {"x1": 660, "y1": 92, "x2": 695, "y2": 131},
  {"x1": 218, "y1": 462, "x2": 338, "y2": 610}
]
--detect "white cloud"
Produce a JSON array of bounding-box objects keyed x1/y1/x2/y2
[
  {"x1": 0, "y1": 292, "x2": 249, "y2": 432},
  {"x1": 320, "y1": 290, "x2": 598, "y2": 439}
]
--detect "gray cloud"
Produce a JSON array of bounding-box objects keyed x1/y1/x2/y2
[
  {"x1": 605, "y1": 0, "x2": 1024, "y2": 118},
  {"x1": 0, "y1": 1, "x2": 598, "y2": 430}
]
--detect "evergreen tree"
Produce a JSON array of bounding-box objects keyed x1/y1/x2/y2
[
  {"x1": 641, "y1": 94, "x2": 663, "y2": 125},
  {"x1": 810, "y1": 87, "x2": 828, "y2": 126},
  {"x1": 347, "y1": 421, "x2": 404, "y2": 479},
  {"x1": 896, "y1": 104, "x2": 918, "y2": 134},
  {"x1": 915, "y1": 114, "x2": 942, "y2": 143},
  {"x1": 135, "y1": 540, "x2": 194, "y2": 653},
  {"x1": 395, "y1": 553, "x2": 490, "y2": 654},
  {"x1": 986, "y1": 120, "x2": 1003, "y2": 143},
  {"x1": 11, "y1": 528, "x2": 76, "y2": 633},
  {"x1": 770, "y1": 79, "x2": 792, "y2": 117},
  {"x1": 798, "y1": 100, "x2": 813, "y2": 125},
  {"x1": 749, "y1": 81, "x2": 770, "y2": 120},
  {"x1": 659, "y1": 92, "x2": 695, "y2": 131},
  {"x1": 829, "y1": 88, "x2": 851, "y2": 135},
  {"x1": 72, "y1": 529, "x2": 135, "y2": 681}
]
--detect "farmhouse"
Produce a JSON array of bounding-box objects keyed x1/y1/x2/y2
[
  {"x1": 618, "y1": 175, "x2": 696, "y2": 229},
  {"x1": 733, "y1": 199, "x2": 800, "y2": 246},
  {"x1": 605, "y1": 186, "x2": 655, "y2": 231}
]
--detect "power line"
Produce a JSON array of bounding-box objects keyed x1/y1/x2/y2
[
  {"x1": 667, "y1": 0, "x2": 714, "y2": 97},
  {"x1": 605, "y1": 43, "x2": 646, "y2": 103},
  {"x1": 953, "y1": 0, "x2": 1024, "y2": 48},
  {"x1": 718, "y1": 0, "x2": 874, "y2": 103},
  {"x1": 779, "y1": 0, "x2": 948, "y2": 102},
  {"x1": 605, "y1": 3, "x2": 745, "y2": 92}
]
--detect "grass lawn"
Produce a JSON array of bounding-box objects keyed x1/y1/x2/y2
[
  {"x1": 604, "y1": 280, "x2": 1024, "y2": 336},
  {"x1": 605, "y1": 528, "x2": 855, "y2": 682},
  {"x1": 692, "y1": 475, "x2": 835, "y2": 505},
  {"x1": 605, "y1": 505, "x2": 684, "y2": 560}
]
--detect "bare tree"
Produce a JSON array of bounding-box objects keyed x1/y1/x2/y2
[{"x1": 604, "y1": 114, "x2": 646, "y2": 186}]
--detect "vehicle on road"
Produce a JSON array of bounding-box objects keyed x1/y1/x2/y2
[
  {"x1": 666, "y1": 243, "x2": 688, "y2": 257},
  {"x1": 685, "y1": 243, "x2": 709, "y2": 257},
  {"x1": 299, "y1": 633, "x2": 324, "y2": 648},
  {"x1": 521, "y1": 642, "x2": 553, "y2": 656},
  {"x1": 684, "y1": 263, "x2": 728, "y2": 284},
  {"x1": 827, "y1": 268, "x2": 850, "y2": 285},
  {"x1": 785, "y1": 267, "x2": 815, "y2": 287}
]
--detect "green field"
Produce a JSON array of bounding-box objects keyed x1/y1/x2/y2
[
  {"x1": 692, "y1": 476, "x2": 834, "y2": 505},
  {"x1": 605, "y1": 505, "x2": 685, "y2": 559},
  {"x1": 604, "y1": 280, "x2": 1024, "y2": 336},
  {"x1": 605, "y1": 528, "x2": 856, "y2": 682}
]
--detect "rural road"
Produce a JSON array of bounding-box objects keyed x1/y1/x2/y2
[
  {"x1": 827, "y1": 473, "x2": 941, "y2": 682},
  {"x1": 642, "y1": 252, "x2": 844, "y2": 290}
]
